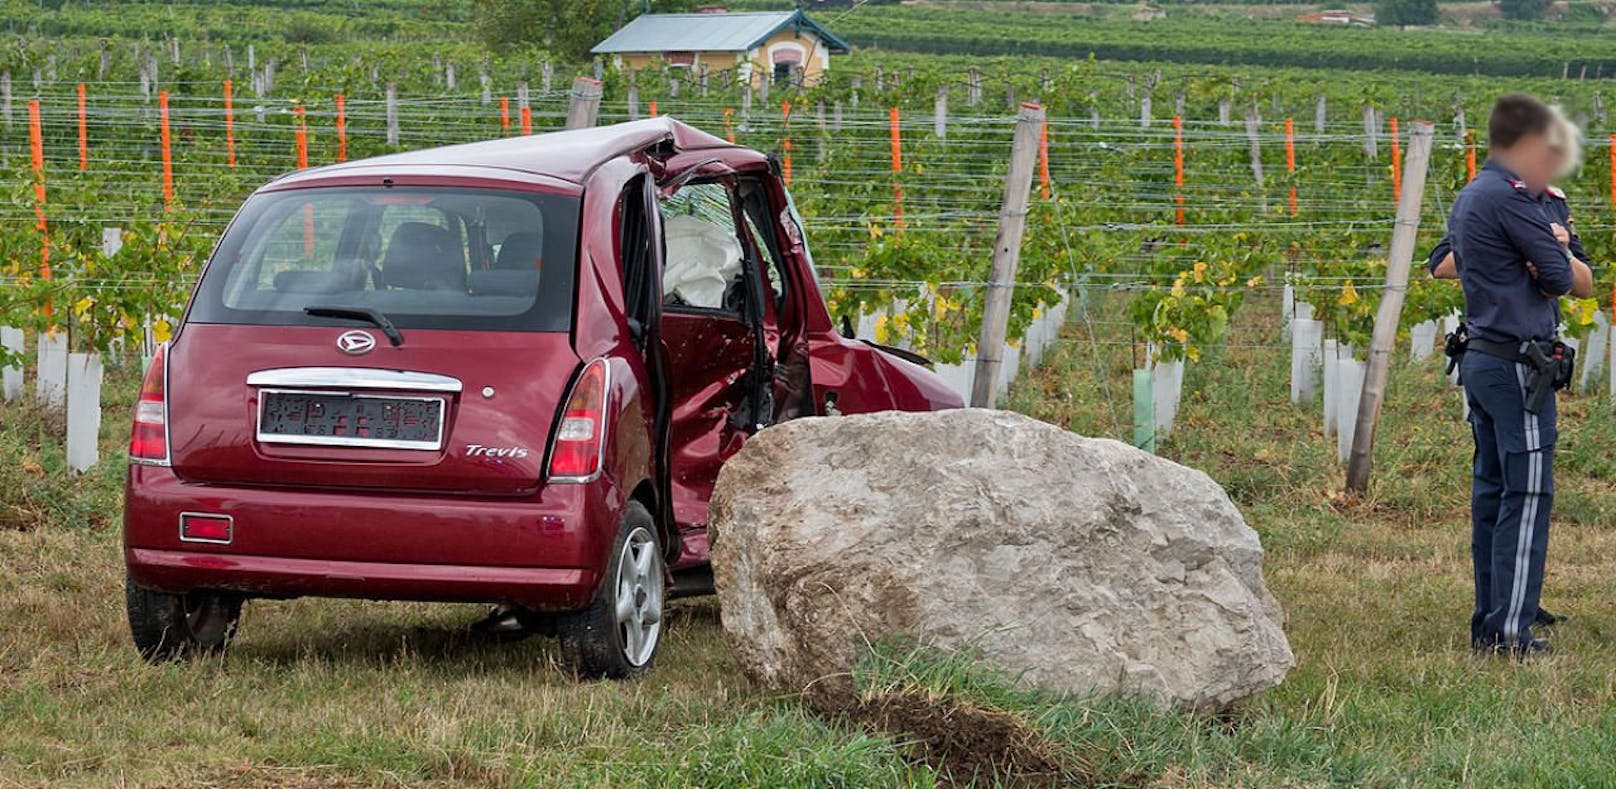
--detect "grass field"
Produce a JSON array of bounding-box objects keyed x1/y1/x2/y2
[{"x1": 6, "y1": 294, "x2": 1616, "y2": 786}]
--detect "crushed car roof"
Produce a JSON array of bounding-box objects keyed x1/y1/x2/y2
[{"x1": 272, "y1": 117, "x2": 739, "y2": 188}]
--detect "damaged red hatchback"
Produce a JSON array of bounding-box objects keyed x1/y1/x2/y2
[{"x1": 123, "y1": 118, "x2": 961, "y2": 677}]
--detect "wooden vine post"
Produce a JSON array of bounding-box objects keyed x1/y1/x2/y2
[
  {"x1": 1345, "y1": 119, "x2": 1435, "y2": 493},
  {"x1": 385, "y1": 84, "x2": 399, "y2": 146},
  {"x1": 1244, "y1": 106, "x2": 1264, "y2": 189},
  {"x1": 970, "y1": 103, "x2": 1044, "y2": 408},
  {"x1": 564, "y1": 76, "x2": 601, "y2": 130}
]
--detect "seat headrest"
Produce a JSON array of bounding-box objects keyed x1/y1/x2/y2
[
  {"x1": 381, "y1": 222, "x2": 465, "y2": 291},
  {"x1": 496, "y1": 231, "x2": 545, "y2": 271}
]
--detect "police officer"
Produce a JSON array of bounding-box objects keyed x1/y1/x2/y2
[
  {"x1": 1438, "y1": 94, "x2": 1593, "y2": 657},
  {"x1": 1427, "y1": 104, "x2": 1592, "y2": 631},
  {"x1": 1432, "y1": 106, "x2": 1589, "y2": 287}
]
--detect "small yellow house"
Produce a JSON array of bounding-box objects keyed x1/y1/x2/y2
[{"x1": 591, "y1": 10, "x2": 851, "y2": 87}]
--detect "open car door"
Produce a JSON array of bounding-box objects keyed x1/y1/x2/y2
[{"x1": 653, "y1": 170, "x2": 779, "y2": 565}]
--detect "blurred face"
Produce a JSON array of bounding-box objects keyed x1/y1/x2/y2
[
  {"x1": 1506, "y1": 132, "x2": 1559, "y2": 192},
  {"x1": 1545, "y1": 142, "x2": 1570, "y2": 186}
]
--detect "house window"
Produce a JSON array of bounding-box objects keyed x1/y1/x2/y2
[
  {"x1": 666, "y1": 51, "x2": 696, "y2": 68},
  {"x1": 769, "y1": 43, "x2": 804, "y2": 86}
]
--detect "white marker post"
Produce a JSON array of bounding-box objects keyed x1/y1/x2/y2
[
  {"x1": 36, "y1": 332, "x2": 67, "y2": 411},
  {"x1": 0, "y1": 327, "x2": 21, "y2": 401},
  {"x1": 1290, "y1": 318, "x2": 1323, "y2": 403},
  {"x1": 1322, "y1": 338, "x2": 1339, "y2": 436},
  {"x1": 1409, "y1": 320, "x2": 1438, "y2": 362},
  {"x1": 66, "y1": 353, "x2": 103, "y2": 473},
  {"x1": 1336, "y1": 354, "x2": 1366, "y2": 463},
  {"x1": 1152, "y1": 356, "x2": 1185, "y2": 440}
]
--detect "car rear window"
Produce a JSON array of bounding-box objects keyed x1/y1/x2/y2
[{"x1": 188, "y1": 186, "x2": 579, "y2": 332}]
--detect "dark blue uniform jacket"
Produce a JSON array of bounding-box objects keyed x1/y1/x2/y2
[{"x1": 1429, "y1": 159, "x2": 1575, "y2": 344}]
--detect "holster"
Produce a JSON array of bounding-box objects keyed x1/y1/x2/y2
[{"x1": 1471, "y1": 338, "x2": 1574, "y2": 414}]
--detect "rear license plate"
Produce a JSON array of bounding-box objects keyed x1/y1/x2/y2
[{"x1": 257, "y1": 389, "x2": 446, "y2": 451}]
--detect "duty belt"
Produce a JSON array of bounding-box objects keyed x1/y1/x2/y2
[
  {"x1": 1467, "y1": 338, "x2": 1552, "y2": 363},
  {"x1": 1466, "y1": 338, "x2": 1575, "y2": 414}
]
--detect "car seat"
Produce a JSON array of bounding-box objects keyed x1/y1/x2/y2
[
  {"x1": 495, "y1": 231, "x2": 544, "y2": 271},
  {"x1": 381, "y1": 222, "x2": 466, "y2": 291}
]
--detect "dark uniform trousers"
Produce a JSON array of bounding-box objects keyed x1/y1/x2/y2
[{"x1": 1462, "y1": 350, "x2": 1555, "y2": 647}]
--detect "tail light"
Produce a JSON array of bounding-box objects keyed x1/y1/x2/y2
[
  {"x1": 547, "y1": 358, "x2": 610, "y2": 482},
  {"x1": 129, "y1": 344, "x2": 170, "y2": 465}
]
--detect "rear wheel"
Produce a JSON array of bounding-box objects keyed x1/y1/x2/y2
[
  {"x1": 126, "y1": 574, "x2": 242, "y2": 662},
  {"x1": 558, "y1": 502, "x2": 664, "y2": 679}
]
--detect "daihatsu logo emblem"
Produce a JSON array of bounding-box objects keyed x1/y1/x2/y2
[{"x1": 336, "y1": 330, "x2": 377, "y2": 355}]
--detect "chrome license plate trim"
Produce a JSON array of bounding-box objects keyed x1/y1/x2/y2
[{"x1": 255, "y1": 388, "x2": 447, "y2": 451}]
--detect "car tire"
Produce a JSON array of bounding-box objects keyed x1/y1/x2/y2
[
  {"x1": 557, "y1": 502, "x2": 665, "y2": 679},
  {"x1": 126, "y1": 574, "x2": 242, "y2": 662}
]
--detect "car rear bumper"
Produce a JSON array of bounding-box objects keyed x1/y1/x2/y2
[
  {"x1": 126, "y1": 547, "x2": 593, "y2": 607},
  {"x1": 124, "y1": 464, "x2": 613, "y2": 610}
]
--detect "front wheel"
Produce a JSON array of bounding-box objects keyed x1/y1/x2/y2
[
  {"x1": 558, "y1": 502, "x2": 665, "y2": 678},
  {"x1": 126, "y1": 574, "x2": 242, "y2": 662}
]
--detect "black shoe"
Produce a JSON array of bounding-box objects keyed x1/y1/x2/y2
[
  {"x1": 1535, "y1": 607, "x2": 1562, "y2": 627},
  {"x1": 1513, "y1": 638, "x2": 1553, "y2": 659},
  {"x1": 1475, "y1": 638, "x2": 1552, "y2": 659},
  {"x1": 468, "y1": 605, "x2": 533, "y2": 643}
]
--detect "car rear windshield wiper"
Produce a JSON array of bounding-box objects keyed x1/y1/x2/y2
[{"x1": 304, "y1": 305, "x2": 405, "y2": 347}]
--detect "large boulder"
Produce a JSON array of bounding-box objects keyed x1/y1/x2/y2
[{"x1": 709, "y1": 409, "x2": 1293, "y2": 711}]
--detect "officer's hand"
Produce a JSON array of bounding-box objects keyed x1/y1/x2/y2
[
  {"x1": 1552, "y1": 223, "x2": 1571, "y2": 248},
  {"x1": 1525, "y1": 260, "x2": 1540, "y2": 279}
]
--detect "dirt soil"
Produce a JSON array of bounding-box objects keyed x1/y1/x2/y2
[{"x1": 843, "y1": 691, "x2": 1094, "y2": 787}]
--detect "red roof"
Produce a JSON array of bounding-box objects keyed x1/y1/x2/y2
[{"x1": 272, "y1": 117, "x2": 739, "y2": 190}]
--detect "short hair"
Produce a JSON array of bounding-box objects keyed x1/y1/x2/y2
[
  {"x1": 1488, "y1": 93, "x2": 1554, "y2": 150},
  {"x1": 1546, "y1": 104, "x2": 1583, "y2": 178}
]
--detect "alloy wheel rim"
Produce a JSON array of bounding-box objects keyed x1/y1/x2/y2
[{"x1": 614, "y1": 527, "x2": 663, "y2": 667}]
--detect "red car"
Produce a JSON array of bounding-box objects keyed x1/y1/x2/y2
[{"x1": 123, "y1": 118, "x2": 961, "y2": 677}]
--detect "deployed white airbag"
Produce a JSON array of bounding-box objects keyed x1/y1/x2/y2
[{"x1": 663, "y1": 214, "x2": 742, "y2": 309}]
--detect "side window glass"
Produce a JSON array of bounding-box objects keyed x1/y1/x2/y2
[
  {"x1": 620, "y1": 176, "x2": 656, "y2": 331},
  {"x1": 660, "y1": 182, "x2": 744, "y2": 311},
  {"x1": 741, "y1": 209, "x2": 787, "y2": 313}
]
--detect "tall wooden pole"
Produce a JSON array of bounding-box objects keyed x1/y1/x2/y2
[
  {"x1": 384, "y1": 84, "x2": 399, "y2": 146},
  {"x1": 565, "y1": 76, "x2": 602, "y2": 130},
  {"x1": 970, "y1": 103, "x2": 1044, "y2": 408},
  {"x1": 1346, "y1": 119, "x2": 1436, "y2": 493}
]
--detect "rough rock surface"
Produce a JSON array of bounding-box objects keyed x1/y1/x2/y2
[{"x1": 709, "y1": 409, "x2": 1294, "y2": 711}]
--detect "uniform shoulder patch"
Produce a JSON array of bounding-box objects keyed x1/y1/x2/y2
[{"x1": 1547, "y1": 185, "x2": 1566, "y2": 199}]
